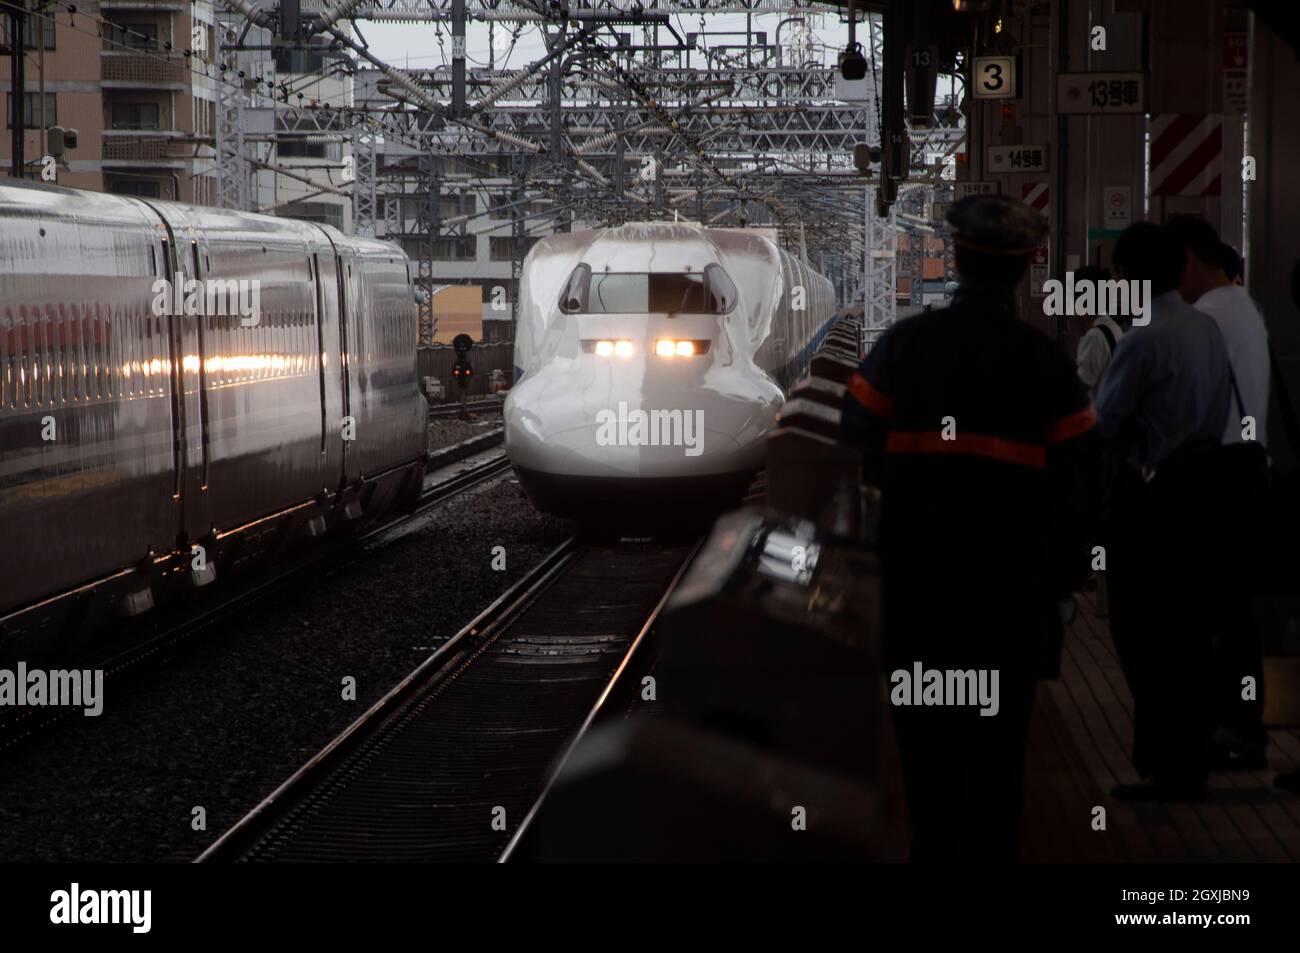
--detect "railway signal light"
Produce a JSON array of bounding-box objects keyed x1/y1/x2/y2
[
  {"x1": 452, "y1": 360, "x2": 473, "y2": 388},
  {"x1": 451, "y1": 333, "x2": 473, "y2": 388},
  {"x1": 840, "y1": 43, "x2": 868, "y2": 81}
]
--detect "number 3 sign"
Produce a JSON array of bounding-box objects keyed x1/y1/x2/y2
[{"x1": 972, "y1": 56, "x2": 1017, "y2": 99}]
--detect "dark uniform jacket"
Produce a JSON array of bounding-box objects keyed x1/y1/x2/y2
[{"x1": 840, "y1": 286, "x2": 1099, "y2": 677}]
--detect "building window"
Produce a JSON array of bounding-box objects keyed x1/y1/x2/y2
[
  {"x1": 436, "y1": 195, "x2": 477, "y2": 219},
  {"x1": 432, "y1": 237, "x2": 477, "y2": 261},
  {"x1": 2, "y1": 16, "x2": 54, "y2": 49},
  {"x1": 489, "y1": 236, "x2": 537, "y2": 262},
  {"x1": 489, "y1": 194, "x2": 546, "y2": 217},
  {"x1": 281, "y1": 201, "x2": 343, "y2": 230},
  {"x1": 109, "y1": 179, "x2": 162, "y2": 198},
  {"x1": 277, "y1": 138, "x2": 328, "y2": 159},
  {"x1": 111, "y1": 102, "x2": 161, "y2": 130},
  {"x1": 6, "y1": 92, "x2": 56, "y2": 129},
  {"x1": 107, "y1": 21, "x2": 158, "y2": 51},
  {"x1": 273, "y1": 48, "x2": 324, "y2": 74},
  {"x1": 3, "y1": 15, "x2": 56, "y2": 50}
]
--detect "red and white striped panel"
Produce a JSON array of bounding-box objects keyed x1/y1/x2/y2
[
  {"x1": 1150, "y1": 114, "x2": 1222, "y2": 196},
  {"x1": 1021, "y1": 182, "x2": 1050, "y2": 220}
]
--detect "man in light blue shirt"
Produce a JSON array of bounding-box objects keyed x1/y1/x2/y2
[
  {"x1": 1093, "y1": 222, "x2": 1232, "y2": 804},
  {"x1": 1094, "y1": 291, "x2": 1231, "y2": 471},
  {"x1": 1166, "y1": 217, "x2": 1272, "y2": 771}
]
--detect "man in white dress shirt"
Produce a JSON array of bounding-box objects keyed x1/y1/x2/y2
[
  {"x1": 1168, "y1": 216, "x2": 1271, "y2": 771},
  {"x1": 1074, "y1": 266, "x2": 1130, "y2": 397}
]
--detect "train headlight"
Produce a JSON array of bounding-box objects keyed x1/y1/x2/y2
[
  {"x1": 586, "y1": 339, "x2": 635, "y2": 357},
  {"x1": 654, "y1": 339, "x2": 709, "y2": 357}
]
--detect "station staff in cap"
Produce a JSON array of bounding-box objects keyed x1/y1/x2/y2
[{"x1": 839, "y1": 195, "x2": 1099, "y2": 862}]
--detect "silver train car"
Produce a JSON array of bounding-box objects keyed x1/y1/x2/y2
[
  {"x1": 0, "y1": 181, "x2": 427, "y2": 661},
  {"x1": 504, "y1": 221, "x2": 838, "y2": 515}
]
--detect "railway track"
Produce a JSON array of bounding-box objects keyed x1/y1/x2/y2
[
  {"x1": 197, "y1": 537, "x2": 697, "y2": 863},
  {"x1": 428, "y1": 398, "x2": 505, "y2": 418},
  {"x1": 0, "y1": 443, "x2": 512, "y2": 756}
]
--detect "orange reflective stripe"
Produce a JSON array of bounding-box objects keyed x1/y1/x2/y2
[
  {"x1": 847, "y1": 371, "x2": 895, "y2": 418},
  {"x1": 1046, "y1": 405, "x2": 1098, "y2": 444},
  {"x1": 886, "y1": 431, "x2": 1047, "y2": 469}
]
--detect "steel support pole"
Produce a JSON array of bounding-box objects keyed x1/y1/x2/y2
[
  {"x1": 9, "y1": 3, "x2": 26, "y2": 178},
  {"x1": 452, "y1": 0, "x2": 466, "y2": 117}
]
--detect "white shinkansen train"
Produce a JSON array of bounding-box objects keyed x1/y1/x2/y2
[{"x1": 504, "y1": 221, "x2": 839, "y2": 515}]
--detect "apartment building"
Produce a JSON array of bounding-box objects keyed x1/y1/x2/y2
[
  {"x1": 269, "y1": 38, "x2": 352, "y2": 232},
  {"x1": 1, "y1": 0, "x2": 217, "y2": 201}
]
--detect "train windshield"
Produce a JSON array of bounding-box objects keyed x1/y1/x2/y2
[{"x1": 559, "y1": 264, "x2": 737, "y2": 315}]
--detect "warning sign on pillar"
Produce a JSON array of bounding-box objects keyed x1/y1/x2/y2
[
  {"x1": 1029, "y1": 243, "x2": 1049, "y2": 298},
  {"x1": 1104, "y1": 186, "x2": 1132, "y2": 228},
  {"x1": 1021, "y1": 182, "x2": 1050, "y2": 221}
]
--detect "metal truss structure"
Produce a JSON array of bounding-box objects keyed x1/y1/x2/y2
[
  {"x1": 863, "y1": 185, "x2": 896, "y2": 348},
  {"x1": 351, "y1": 125, "x2": 378, "y2": 236},
  {"x1": 214, "y1": 17, "x2": 251, "y2": 210},
  {"x1": 213, "y1": 0, "x2": 965, "y2": 344},
  {"x1": 348, "y1": 0, "x2": 844, "y2": 22}
]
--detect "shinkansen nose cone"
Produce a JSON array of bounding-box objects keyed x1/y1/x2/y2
[
  {"x1": 504, "y1": 336, "x2": 780, "y2": 481},
  {"x1": 503, "y1": 222, "x2": 824, "y2": 515}
]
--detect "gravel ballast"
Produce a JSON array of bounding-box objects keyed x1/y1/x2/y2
[{"x1": 0, "y1": 473, "x2": 571, "y2": 862}]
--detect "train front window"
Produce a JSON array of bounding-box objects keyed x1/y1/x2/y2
[
  {"x1": 559, "y1": 266, "x2": 737, "y2": 315},
  {"x1": 704, "y1": 264, "x2": 737, "y2": 313}
]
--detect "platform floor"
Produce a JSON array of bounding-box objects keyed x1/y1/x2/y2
[{"x1": 1020, "y1": 590, "x2": 1300, "y2": 862}]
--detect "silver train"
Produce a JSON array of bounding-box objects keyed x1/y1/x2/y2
[
  {"x1": 504, "y1": 222, "x2": 838, "y2": 515},
  {"x1": 0, "y1": 181, "x2": 426, "y2": 661}
]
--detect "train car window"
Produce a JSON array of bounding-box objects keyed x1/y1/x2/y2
[
  {"x1": 704, "y1": 264, "x2": 738, "y2": 314},
  {"x1": 148, "y1": 246, "x2": 156, "y2": 277},
  {"x1": 67, "y1": 304, "x2": 80, "y2": 402},
  {"x1": 0, "y1": 308, "x2": 8, "y2": 411},
  {"x1": 36, "y1": 311, "x2": 49, "y2": 407},
  {"x1": 563, "y1": 268, "x2": 737, "y2": 316},
  {"x1": 311, "y1": 254, "x2": 326, "y2": 451},
  {"x1": 558, "y1": 264, "x2": 591, "y2": 314}
]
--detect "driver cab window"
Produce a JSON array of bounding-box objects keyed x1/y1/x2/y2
[{"x1": 558, "y1": 264, "x2": 737, "y2": 315}]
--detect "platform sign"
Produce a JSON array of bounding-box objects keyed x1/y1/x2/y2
[
  {"x1": 834, "y1": 72, "x2": 871, "y2": 103},
  {"x1": 972, "y1": 56, "x2": 1016, "y2": 99},
  {"x1": 1029, "y1": 243, "x2": 1049, "y2": 298},
  {"x1": 955, "y1": 181, "x2": 1000, "y2": 199},
  {"x1": 988, "y1": 145, "x2": 1048, "y2": 173},
  {"x1": 1103, "y1": 186, "x2": 1132, "y2": 228},
  {"x1": 1224, "y1": 32, "x2": 1248, "y2": 112},
  {"x1": 1057, "y1": 72, "x2": 1145, "y2": 114}
]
